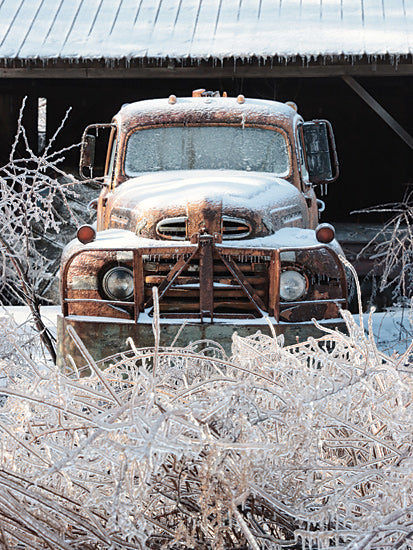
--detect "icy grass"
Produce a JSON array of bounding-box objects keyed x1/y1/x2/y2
[{"x1": 0, "y1": 305, "x2": 412, "y2": 550}]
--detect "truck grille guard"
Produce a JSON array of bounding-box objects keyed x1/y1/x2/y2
[{"x1": 62, "y1": 235, "x2": 347, "y2": 323}]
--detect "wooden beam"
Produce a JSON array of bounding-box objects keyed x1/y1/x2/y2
[
  {"x1": 0, "y1": 63, "x2": 412, "y2": 79},
  {"x1": 342, "y1": 75, "x2": 413, "y2": 151}
]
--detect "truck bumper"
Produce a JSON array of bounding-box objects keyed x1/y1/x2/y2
[{"x1": 56, "y1": 314, "x2": 347, "y2": 368}]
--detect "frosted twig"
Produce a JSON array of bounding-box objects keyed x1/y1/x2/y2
[
  {"x1": 0, "y1": 98, "x2": 80, "y2": 363},
  {"x1": 1, "y1": 286, "x2": 413, "y2": 548}
]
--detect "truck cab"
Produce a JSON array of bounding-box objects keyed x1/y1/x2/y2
[{"x1": 57, "y1": 90, "x2": 347, "y2": 366}]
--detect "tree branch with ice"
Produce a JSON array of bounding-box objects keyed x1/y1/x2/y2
[
  {"x1": 0, "y1": 98, "x2": 80, "y2": 363},
  {"x1": 0, "y1": 300, "x2": 412, "y2": 549}
]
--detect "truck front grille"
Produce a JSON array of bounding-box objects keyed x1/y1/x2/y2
[
  {"x1": 156, "y1": 217, "x2": 187, "y2": 240},
  {"x1": 62, "y1": 242, "x2": 347, "y2": 324},
  {"x1": 156, "y1": 215, "x2": 252, "y2": 241},
  {"x1": 143, "y1": 251, "x2": 269, "y2": 319}
]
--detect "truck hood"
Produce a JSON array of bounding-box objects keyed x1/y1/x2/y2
[{"x1": 107, "y1": 170, "x2": 310, "y2": 239}]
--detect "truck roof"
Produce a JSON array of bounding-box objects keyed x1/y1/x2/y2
[{"x1": 114, "y1": 95, "x2": 301, "y2": 130}]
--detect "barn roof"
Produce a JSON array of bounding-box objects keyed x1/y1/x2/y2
[{"x1": 0, "y1": 0, "x2": 411, "y2": 64}]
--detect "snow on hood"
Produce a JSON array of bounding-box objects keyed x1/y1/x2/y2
[{"x1": 111, "y1": 170, "x2": 303, "y2": 212}]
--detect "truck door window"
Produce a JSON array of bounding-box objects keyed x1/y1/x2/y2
[{"x1": 124, "y1": 126, "x2": 290, "y2": 177}]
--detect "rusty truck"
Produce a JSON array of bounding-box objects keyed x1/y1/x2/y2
[{"x1": 57, "y1": 89, "x2": 347, "y2": 366}]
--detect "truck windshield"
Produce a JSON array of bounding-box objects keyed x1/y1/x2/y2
[{"x1": 124, "y1": 126, "x2": 290, "y2": 176}]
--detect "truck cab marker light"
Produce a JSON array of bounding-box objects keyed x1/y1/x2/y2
[
  {"x1": 285, "y1": 101, "x2": 298, "y2": 111},
  {"x1": 77, "y1": 225, "x2": 96, "y2": 244},
  {"x1": 168, "y1": 95, "x2": 177, "y2": 104},
  {"x1": 315, "y1": 223, "x2": 335, "y2": 244},
  {"x1": 237, "y1": 94, "x2": 245, "y2": 104}
]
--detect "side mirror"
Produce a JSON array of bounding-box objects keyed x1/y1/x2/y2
[
  {"x1": 79, "y1": 123, "x2": 116, "y2": 181},
  {"x1": 302, "y1": 120, "x2": 339, "y2": 184},
  {"x1": 79, "y1": 134, "x2": 96, "y2": 179}
]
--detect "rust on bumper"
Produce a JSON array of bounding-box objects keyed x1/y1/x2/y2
[{"x1": 57, "y1": 314, "x2": 347, "y2": 368}]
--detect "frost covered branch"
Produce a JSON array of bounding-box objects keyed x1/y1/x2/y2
[
  {"x1": 0, "y1": 304, "x2": 412, "y2": 549},
  {"x1": 355, "y1": 192, "x2": 413, "y2": 303},
  {"x1": 0, "y1": 98, "x2": 80, "y2": 362}
]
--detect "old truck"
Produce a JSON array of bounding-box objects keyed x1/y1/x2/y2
[{"x1": 57, "y1": 89, "x2": 347, "y2": 366}]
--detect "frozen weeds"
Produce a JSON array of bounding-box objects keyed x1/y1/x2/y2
[
  {"x1": 0, "y1": 301, "x2": 413, "y2": 548},
  {"x1": 3, "y1": 302, "x2": 411, "y2": 354}
]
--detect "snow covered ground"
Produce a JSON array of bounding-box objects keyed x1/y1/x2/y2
[
  {"x1": 1, "y1": 305, "x2": 60, "y2": 339},
  {"x1": 1, "y1": 305, "x2": 412, "y2": 356},
  {"x1": 359, "y1": 307, "x2": 413, "y2": 355}
]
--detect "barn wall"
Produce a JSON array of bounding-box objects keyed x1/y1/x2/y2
[{"x1": 0, "y1": 76, "x2": 411, "y2": 224}]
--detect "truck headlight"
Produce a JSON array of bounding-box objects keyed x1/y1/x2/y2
[
  {"x1": 102, "y1": 267, "x2": 134, "y2": 301},
  {"x1": 280, "y1": 269, "x2": 307, "y2": 301}
]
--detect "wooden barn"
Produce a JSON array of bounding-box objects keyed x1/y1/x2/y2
[{"x1": 0, "y1": 0, "x2": 411, "y2": 228}]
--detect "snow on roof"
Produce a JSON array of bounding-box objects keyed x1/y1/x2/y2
[{"x1": 0, "y1": 0, "x2": 411, "y2": 63}]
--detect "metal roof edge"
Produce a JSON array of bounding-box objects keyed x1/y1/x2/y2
[{"x1": 0, "y1": 54, "x2": 412, "y2": 79}]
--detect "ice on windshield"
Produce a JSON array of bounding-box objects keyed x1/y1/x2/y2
[{"x1": 124, "y1": 126, "x2": 290, "y2": 176}]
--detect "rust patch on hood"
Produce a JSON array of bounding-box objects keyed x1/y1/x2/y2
[
  {"x1": 186, "y1": 199, "x2": 222, "y2": 240},
  {"x1": 105, "y1": 170, "x2": 308, "y2": 241}
]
